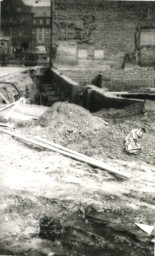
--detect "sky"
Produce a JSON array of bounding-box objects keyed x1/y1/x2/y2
[{"x1": 22, "y1": 0, "x2": 50, "y2": 6}]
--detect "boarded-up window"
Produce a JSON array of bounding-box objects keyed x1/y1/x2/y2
[{"x1": 140, "y1": 30, "x2": 155, "y2": 46}]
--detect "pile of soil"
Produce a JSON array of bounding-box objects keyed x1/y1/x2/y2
[
  {"x1": 94, "y1": 103, "x2": 145, "y2": 119},
  {"x1": 24, "y1": 101, "x2": 154, "y2": 165},
  {"x1": 28, "y1": 102, "x2": 106, "y2": 157}
]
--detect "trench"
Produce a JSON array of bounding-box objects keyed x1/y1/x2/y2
[
  {"x1": 29, "y1": 68, "x2": 155, "y2": 114},
  {"x1": 35, "y1": 198, "x2": 154, "y2": 256}
]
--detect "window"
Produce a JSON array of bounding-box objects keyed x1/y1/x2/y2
[
  {"x1": 40, "y1": 19, "x2": 43, "y2": 24},
  {"x1": 38, "y1": 32, "x2": 43, "y2": 40},
  {"x1": 17, "y1": 7, "x2": 21, "y2": 12},
  {"x1": 38, "y1": 28, "x2": 42, "y2": 34},
  {"x1": 45, "y1": 38, "x2": 50, "y2": 43},
  {"x1": 32, "y1": 29, "x2": 36, "y2": 34},
  {"x1": 46, "y1": 28, "x2": 50, "y2": 33},
  {"x1": 46, "y1": 18, "x2": 50, "y2": 25},
  {"x1": 20, "y1": 17, "x2": 24, "y2": 23},
  {"x1": 33, "y1": 19, "x2": 37, "y2": 24},
  {"x1": 32, "y1": 34, "x2": 36, "y2": 39},
  {"x1": 19, "y1": 30, "x2": 23, "y2": 36}
]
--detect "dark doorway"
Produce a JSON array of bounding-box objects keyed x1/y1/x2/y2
[{"x1": 21, "y1": 42, "x2": 29, "y2": 50}]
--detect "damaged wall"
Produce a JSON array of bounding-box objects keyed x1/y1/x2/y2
[{"x1": 53, "y1": 1, "x2": 155, "y2": 61}]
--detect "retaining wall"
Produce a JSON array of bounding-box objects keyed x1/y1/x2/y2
[
  {"x1": 41, "y1": 68, "x2": 145, "y2": 112},
  {"x1": 43, "y1": 68, "x2": 82, "y2": 104},
  {"x1": 82, "y1": 85, "x2": 144, "y2": 112}
]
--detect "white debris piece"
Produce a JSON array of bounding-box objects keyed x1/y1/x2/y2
[{"x1": 124, "y1": 128, "x2": 146, "y2": 154}]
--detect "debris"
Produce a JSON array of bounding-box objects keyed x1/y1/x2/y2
[
  {"x1": 0, "y1": 128, "x2": 130, "y2": 179},
  {"x1": 5, "y1": 97, "x2": 26, "y2": 121},
  {"x1": 95, "y1": 116, "x2": 108, "y2": 125},
  {"x1": 135, "y1": 223, "x2": 154, "y2": 235},
  {"x1": 4, "y1": 217, "x2": 9, "y2": 222},
  {"x1": 124, "y1": 128, "x2": 146, "y2": 154},
  {"x1": 0, "y1": 122, "x2": 15, "y2": 129}
]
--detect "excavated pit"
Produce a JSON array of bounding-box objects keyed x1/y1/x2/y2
[{"x1": 38, "y1": 199, "x2": 154, "y2": 256}]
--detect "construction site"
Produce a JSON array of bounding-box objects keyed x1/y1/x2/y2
[{"x1": 0, "y1": 0, "x2": 155, "y2": 256}]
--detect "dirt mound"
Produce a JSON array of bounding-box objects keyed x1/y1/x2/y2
[
  {"x1": 38, "y1": 102, "x2": 104, "y2": 130},
  {"x1": 26, "y1": 102, "x2": 106, "y2": 156},
  {"x1": 24, "y1": 101, "x2": 154, "y2": 164}
]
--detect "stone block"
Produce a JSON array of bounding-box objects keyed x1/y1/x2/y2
[
  {"x1": 78, "y1": 50, "x2": 88, "y2": 59},
  {"x1": 94, "y1": 50, "x2": 104, "y2": 59},
  {"x1": 56, "y1": 42, "x2": 78, "y2": 65}
]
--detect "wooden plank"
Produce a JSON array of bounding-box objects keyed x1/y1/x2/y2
[
  {"x1": 0, "y1": 129, "x2": 130, "y2": 179},
  {"x1": 0, "y1": 102, "x2": 16, "y2": 113},
  {"x1": 36, "y1": 136, "x2": 93, "y2": 161}
]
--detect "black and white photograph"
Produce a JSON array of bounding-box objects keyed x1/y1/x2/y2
[{"x1": 0, "y1": 0, "x2": 155, "y2": 255}]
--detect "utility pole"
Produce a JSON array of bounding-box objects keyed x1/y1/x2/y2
[
  {"x1": 35, "y1": 0, "x2": 54, "y2": 68},
  {"x1": 49, "y1": 0, "x2": 54, "y2": 68},
  {"x1": 0, "y1": 0, "x2": 3, "y2": 36}
]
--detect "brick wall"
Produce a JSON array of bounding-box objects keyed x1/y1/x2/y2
[{"x1": 53, "y1": 1, "x2": 155, "y2": 61}]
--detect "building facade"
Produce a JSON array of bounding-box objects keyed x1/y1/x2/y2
[
  {"x1": 1, "y1": 0, "x2": 155, "y2": 62},
  {"x1": 1, "y1": 0, "x2": 33, "y2": 51},
  {"x1": 31, "y1": 7, "x2": 51, "y2": 53},
  {"x1": 53, "y1": 0, "x2": 155, "y2": 58}
]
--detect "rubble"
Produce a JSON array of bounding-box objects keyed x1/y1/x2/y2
[{"x1": 124, "y1": 128, "x2": 146, "y2": 154}]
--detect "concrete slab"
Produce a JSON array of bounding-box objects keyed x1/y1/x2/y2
[
  {"x1": 56, "y1": 42, "x2": 78, "y2": 65},
  {"x1": 78, "y1": 50, "x2": 88, "y2": 59},
  {"x1": 94, "y1": 50, "x2": 104, "y2": 60},
  {"x1": 0, "y1": 103, "x2": 50, "y2": 126}
]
